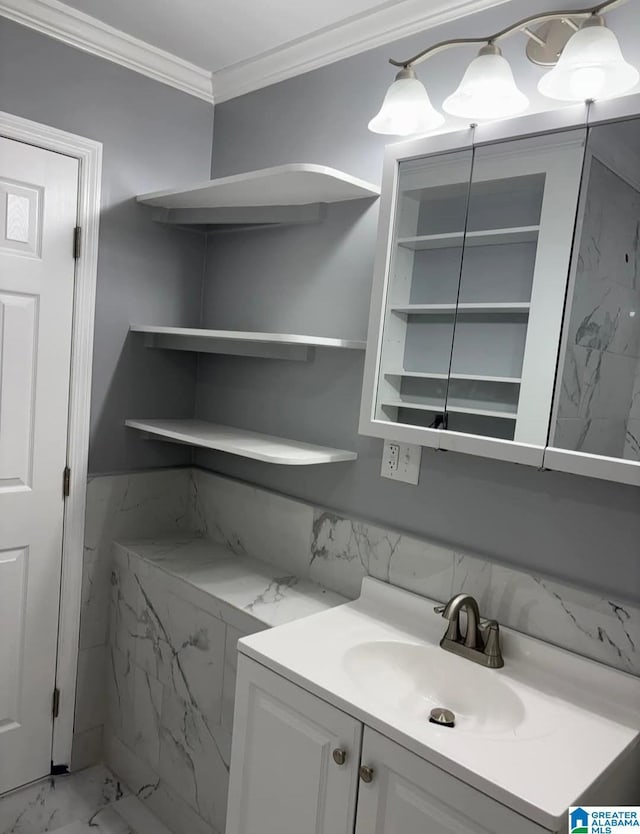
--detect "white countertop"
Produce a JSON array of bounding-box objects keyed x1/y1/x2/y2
[{"x1": 238, "y1": 577, "x2": 640, "y2": 830}]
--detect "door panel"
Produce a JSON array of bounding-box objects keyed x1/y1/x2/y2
[
  {"x1": 355, "y1": 728, "x2": 547, "y2": 834},
  {"x1": 0, "y1": 548, "x2": 27, "y2": 729},
  {"x1": 227, "y1": 657, "x2": 362, "y2": 834},
  {"x1": 0, "y1": 137, "x2": 78, "y2": 794},
  {"x1": 0, "y1": 293, "x2": 38, "y2": 488}
]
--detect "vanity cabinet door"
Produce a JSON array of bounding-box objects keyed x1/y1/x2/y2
[
  {"x1": 226, "y1": 656, "x2": 363, "y2": 834},
  {"x1": 355, "y1": 728, "x2": 550, "y2": 834}
]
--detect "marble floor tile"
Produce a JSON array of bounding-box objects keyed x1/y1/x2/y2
[{"x1": 0, "y1": 766, "x2": 127, "y2": 834}]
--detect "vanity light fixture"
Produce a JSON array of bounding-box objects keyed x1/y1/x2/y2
[
  {"x1": 368, "y1": 67, "x2": 444, "y2": 136},
  {"x1": 369, "y1": 0, "x2": 637, "y2": 136},
  {"x1": 538, "y1": 14, "x2": 639, "y2": 101},
  {"x1": 442, "y1": 43, "x2": 529, "y2": 120}
]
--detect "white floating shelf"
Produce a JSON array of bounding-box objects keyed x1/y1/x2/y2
[
  {"x1": 391, "y1": 302, "x2": 530, "y2": 315},
  {"x1": 137, "y1": 164, "x2": 380, "y2": 227},
  {"x1": 130, "y1": 325, "x2": 366, "y2": 361},
  {"x1": 381, "y1": 401, "x2": 517, "y2": 420},
  {"x1": 397, "y1": 226, "x2": 539, "y2": 251},
  {"x1": 125, "y1": 419, "x2": 358, "y2": 466}
]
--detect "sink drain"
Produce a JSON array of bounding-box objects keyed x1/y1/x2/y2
[{"x1": 429, "y1": 707, "x2": 455, "y2": 728}]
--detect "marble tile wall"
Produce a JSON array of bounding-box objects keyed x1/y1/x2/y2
[
  {"x1": 79, "y1": 462, "x2": 640, "y2": 798},
  {"x1": 105, "y1": 541, "x2": 273, "y2": 834},
  {"x1": 188, "y1": 469, "x2": 640, "y2": 677},
  {"x1": 73, "y1": 469, "x2": 193, "y2": 770},
  {"x1": 554, "y1": 156, "x2": 640, "y2": 460},
  {"x1": 104, "y1": 535, "x2": 345, "y2": 834}
]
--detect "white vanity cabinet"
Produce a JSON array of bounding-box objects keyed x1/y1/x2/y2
[
  {"x1": 226, "y1": 657, "x2": 554, "y2": 834},
  {"x1": 360, "y1": 128, "x2": 586, "y2": 467},
  {"x1": 356, "y1": 727, "x2": 546, "y2": 834},
  {"x1": 226, "y1": 657, "x2": 362, "y2": 834}
]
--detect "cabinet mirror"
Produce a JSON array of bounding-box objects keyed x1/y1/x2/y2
[
  {"x1": 546, "y1": 116, "x2": 640, "y2": 486},
  {"x1": 362, "y1": 126, "x2": 587, "y2": 468},
  {"x1": 361, "y1": 104, "x2": 640, "y2": 485}
]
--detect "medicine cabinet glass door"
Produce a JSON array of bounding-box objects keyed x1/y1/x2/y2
[
  {"x1": 545, "y1": 116, "x2": 640, "y2": 487},
  {"x1": 368, "y1": 129, "x2": 587, "y2": 466}
]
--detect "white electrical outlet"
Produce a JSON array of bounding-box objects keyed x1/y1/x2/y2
[{"x1": 381, "y1": 440, "x2": 421, "y2": 484}]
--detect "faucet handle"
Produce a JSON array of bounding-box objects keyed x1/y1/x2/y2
[
  {"x1": 434, "y1": 604, "x2": 446, "y2": 615},
  {"x1": 481, "y1": 621, "x2": 504, "y2": 668}
]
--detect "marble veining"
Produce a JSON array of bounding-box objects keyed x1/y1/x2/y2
[
  {"x1": 0, "y1": 766, "x2": 130, "y2": 834},
  {"x1": 307, "y1": 509, "x2": 640, "y2": 677},
  {"x1": 188, "y1": 469, "x2": 314, "y2": 577},
  {"x1": 74, "y1": 470, "x2": 194, "y2": 768},
  {"x1": 553, "y1": 155, "x2": 640, "y2": 458},
  {"x1": 83, "y1": 464, "x2": 640, "y2": 834},
  {"x1": 106, "y1": 535, "x2": 345, "y2": 834}
]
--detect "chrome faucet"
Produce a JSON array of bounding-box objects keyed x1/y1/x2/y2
[{"x1": 435, "y1": 593, "x2": 504, "y2": 668}]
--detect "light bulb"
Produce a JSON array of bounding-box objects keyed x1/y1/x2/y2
[
  {"x1": 442, "y1": 44, "x2": 529, "y2": 120},
  {"x1": 368, "y1": 67, "x2": 445, "y2": 136},
  {"x1": 538, "y1": 15, "x2": 639, "y2": 101}
]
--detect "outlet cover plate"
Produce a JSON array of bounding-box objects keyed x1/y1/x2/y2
[{"x1": 381, "y1": 440, "x2": 421, "y2": 485}]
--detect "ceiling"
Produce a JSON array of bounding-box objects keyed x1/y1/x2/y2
[
  {"x1": 60, "y1": 0, "x2": 431, "y2": 72},
  {"x1": 3, "y1": 0, "x2": 513, "y2": 102}
]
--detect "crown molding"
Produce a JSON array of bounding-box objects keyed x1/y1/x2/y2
[
  {"x1": 211, "y1": 0, "x2": 511, "y2": 103},
  {"x1": 0, "y1": 0, "x2": 214, "y2": 103}
]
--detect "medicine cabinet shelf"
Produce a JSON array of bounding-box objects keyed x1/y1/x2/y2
[
  {"x1": 137, "y1": 164, "x2": 380, "y2": 227},
  {"x1": 380, "y1": 401, "x2": 518, "y2": 420},
  {"x1": 125, "y1": 419, "x2": 358, "y2": 465},
  {"x1": 390, "y1": 303, "x2": 531, "y2": 315},
  {"x1": 384, "y1": 370, "x2": 521, "y2": 384},
  {"x1": 130, "y1": 325, "x2": 366, "y2": 361},
  {"x1": 396, "y1": 225, "x2": 539, "y2": 251}
]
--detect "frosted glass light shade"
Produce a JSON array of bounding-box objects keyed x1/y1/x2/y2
[
  {"x1": 368, "y1": 68, "x2": 445, "y2": 136},
  {"x1": 538, "y1": 16, "x2": 639, "y2": 101},
  {"x1": 443, "y1": 45, "x2": 529, "y2": 120}
]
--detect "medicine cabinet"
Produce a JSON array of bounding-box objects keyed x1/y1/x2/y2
[
  {"x1": 361, "y1": 97, "x2": 640, "y2": 485},
  {"x1": 360, "y1": 128, "x2": 586, "y2": 468}
]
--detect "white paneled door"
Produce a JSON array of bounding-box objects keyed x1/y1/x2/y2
[{"x1": 0, "y1": 137, "x2": 78, "y2": 794}]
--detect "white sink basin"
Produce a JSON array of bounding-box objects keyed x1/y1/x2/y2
[
  {"x1": 343, "y1": 640, "x2": 526, "y2": 736},
  {"x1": 238, "y1": 577, "x2": 640, "y2": 830}
]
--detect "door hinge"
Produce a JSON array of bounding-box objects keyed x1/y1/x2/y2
[
  {"x1": 73, "y1": 226, "x2": 81, "y2": 259},
  {"x1": 52, "y1": 688, "x2": 60, "y2": 720},
  {"x1": 62, "y1": 466, "x2": 71, "y2": 498}
]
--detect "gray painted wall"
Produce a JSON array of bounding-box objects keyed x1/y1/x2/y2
[
  {"x1": 197, "y1": 0, "x2": 640, "y2": 603},
  {"x1": 0, "y1": 18, "x2": 214, "y2": 473}
]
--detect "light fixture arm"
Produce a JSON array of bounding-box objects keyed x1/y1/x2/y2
[{"x1": 389, "y1": 0, "x2": 627, "y2": 68}]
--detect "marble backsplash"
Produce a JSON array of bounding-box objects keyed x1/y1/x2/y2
[
  {"x1": 75, "y1": 465, "x2": 640, "y2": 775},
  {"x1": 187, "y1": 468, "x2": 640, "y2": 677}
]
